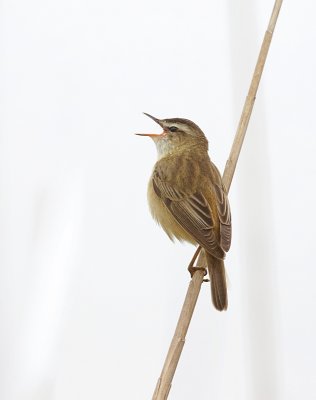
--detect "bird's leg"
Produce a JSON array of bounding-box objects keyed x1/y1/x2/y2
[{"x1": 187, "y1": 246, "x2": 208, "y2": 281}]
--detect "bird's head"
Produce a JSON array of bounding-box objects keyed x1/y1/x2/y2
[{"x1": 136, "y1": 113, "x2": 208, "y2": 158}]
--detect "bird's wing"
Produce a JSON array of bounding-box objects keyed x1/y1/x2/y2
[
  {"x1": 152, "y1": 169, "x2": 225, "y2": 259},
  {"x1": 213, "y1": 182, "x2": 231, "y2": 252}
]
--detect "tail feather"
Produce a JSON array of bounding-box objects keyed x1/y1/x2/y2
[{"x1": 206, "y1": 252, "x2": 228, "y2": 311}]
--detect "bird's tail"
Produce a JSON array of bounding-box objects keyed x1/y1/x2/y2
[{"x1": 205, "y1": 252, "x2": 228, "y2": 311}]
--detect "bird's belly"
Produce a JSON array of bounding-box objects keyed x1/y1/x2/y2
[{"x1": 147, "y1": 180, "x2": 196, "y2": 244}]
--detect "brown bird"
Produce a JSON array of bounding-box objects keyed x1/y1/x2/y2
[{"x1": 137, "y1": 113, "x2": 231, "y2": 311}]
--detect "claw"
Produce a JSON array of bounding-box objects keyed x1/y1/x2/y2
[{"x1": 188, "y1": 266, "x2": 207, "y2": 278}]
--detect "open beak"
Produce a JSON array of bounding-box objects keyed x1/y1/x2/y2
[{"x1": 135, "y1": 113, "x2": 165, "y2": 138}]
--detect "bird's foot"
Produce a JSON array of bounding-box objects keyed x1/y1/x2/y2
[
  {"x1": 187, "y1": 246, "x2": 209, "y2": 282},
  {"x1": 188, "y1": 265, "x2": 209, "y2": 282}
]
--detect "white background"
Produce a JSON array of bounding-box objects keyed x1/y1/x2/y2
[{"x1": 1, "y1": 1, "x2": 315, "y2": 399}]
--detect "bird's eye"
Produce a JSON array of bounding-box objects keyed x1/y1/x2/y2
[{"x1": 169, "y1": 126, "x2": 178, "y2": 132}]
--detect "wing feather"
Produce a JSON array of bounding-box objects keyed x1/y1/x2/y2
[
  {"x1": 213, "y1": 183, "x2": 231, "y2": 251},
  {"x1": 152, "y1": 171, "x2": 225, "y2": 259}
]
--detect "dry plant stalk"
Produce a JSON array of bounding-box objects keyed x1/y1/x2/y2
[{"x1": 152, "y1": 1, "x2": 283, "y2": 399}]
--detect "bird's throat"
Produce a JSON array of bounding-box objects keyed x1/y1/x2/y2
[{"x1": 155, "y1": 137, "x2": 176, "y2": 159}]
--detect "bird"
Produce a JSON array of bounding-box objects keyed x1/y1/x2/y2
[{"x1": 136, "y1": 113, "x2": 231, "y2": 311}]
